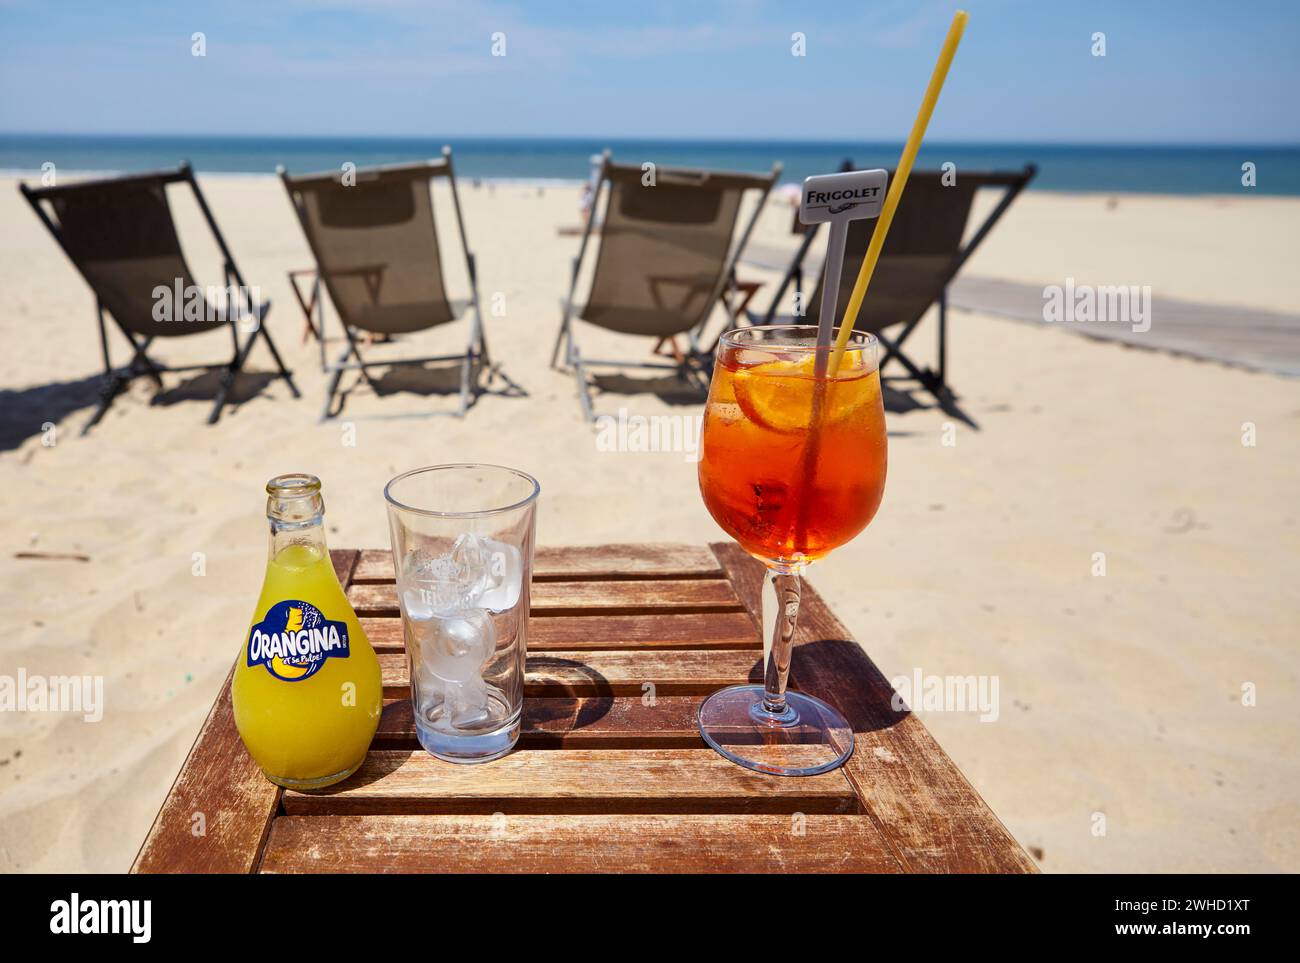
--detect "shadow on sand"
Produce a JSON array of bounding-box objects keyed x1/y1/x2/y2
[
  {"x1": 0, "y1": 374, "x2": 103, "y2": 451},
  {"x1": 0, "y1": 366, "x2": 285, "y2": 450},
  {"x1": 882, "y1": 377, "x2": 979, "y2": 430},
  {"x1": 330, "y1": 359, "x2": 527, "y2": 418},
  {"x1": 587, "y1": 370, "x2": 708, "y2": 410}
]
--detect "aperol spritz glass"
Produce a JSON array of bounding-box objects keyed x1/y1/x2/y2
[{"x1": 698, "y1": 325, "x2": 886, "y2": 775}]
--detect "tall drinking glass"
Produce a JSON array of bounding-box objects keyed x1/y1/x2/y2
[
  {"x1": 698, "y1": 326, "x2": 887, "y2": 775},
  {"x1": 384, "y1": 464, "x2": 539, "y2": 763}
]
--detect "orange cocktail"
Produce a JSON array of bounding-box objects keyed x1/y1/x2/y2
[
  {"x1": 699, "y1": 330, "x2": 886, "y2": 568},
  {"x1": 696, "y1": 325, "x2": 887, "y2": 777}
]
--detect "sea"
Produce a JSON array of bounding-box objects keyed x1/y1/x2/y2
[{"x1": 3, "y1": 133, "x2": 1298, "y2": 196}]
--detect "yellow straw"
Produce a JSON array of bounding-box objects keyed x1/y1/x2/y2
[{"x1": 830, "y1": 9, "x2": 968, "y2": 374}]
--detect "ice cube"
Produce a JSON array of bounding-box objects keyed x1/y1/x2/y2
[
  {"x1": 402, "y1": 586, "x2": 434, "y2": 621},
  {"x1": 398, "y1": 534, "x2": 524, "y2": 733},
  {"x1": 414, "y1": 659, "x2": 445, "y2": 716},
  {"x1": 416, "y1": 609, "x2": 496, "y2": 730},
  {"x1": 421, "y1": 609, "x2": 497, "y2": 681},
  {"x1": 420, "y1": 533, "x2": 524, "y2": 613}
]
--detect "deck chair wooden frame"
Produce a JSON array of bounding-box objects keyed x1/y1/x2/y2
[
  {"x1": 750, "y1": 165, "x2": 1037, "y2": 405},
  {"x1": 279, "y1": 148, "x2": 487, "y2": 419},
  {"x1": 551, "y1": 151, "x2": 781, "y2": 422},
  {"x1": 20, "y1": 163, "x2": 299, "y2": 431}
]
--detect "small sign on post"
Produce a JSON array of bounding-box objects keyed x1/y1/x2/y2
[{"x1": 799, "y1": 168, "x2": 888, "y2": 376}]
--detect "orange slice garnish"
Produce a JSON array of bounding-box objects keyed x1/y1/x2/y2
[{"x1": 732, "y1": 356, "x2": 877, "y2": 433}]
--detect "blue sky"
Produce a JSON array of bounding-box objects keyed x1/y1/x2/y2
[{"x1": 1, "y1": 0, "x2": 1296, "y2": 143}]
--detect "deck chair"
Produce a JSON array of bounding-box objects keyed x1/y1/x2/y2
[
  {"x1": 755, "y1": 165, "x2": 1036, "y2": 403},
  {"x1": 552, "y1": 152, "x2": 781, "y2": 421},
  {"x1": 279, "y1": 148, "x2": 487, "y2": 419},
  {"x1": 20, "y1": 164, "x2": 298, "y2": 430}
]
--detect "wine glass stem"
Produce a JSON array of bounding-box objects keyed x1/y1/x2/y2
[{"x1": 761, "y1": 569, "x2": 802, "y2": 716}]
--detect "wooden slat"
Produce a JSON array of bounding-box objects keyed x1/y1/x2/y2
[
  {"x1": 131, "y1": 663, "x2": 281, "y2": 873},
  {"x1": 379, "y1": 649, "x2": 762, "y2": 695},
  {"x1": 374, "y1": 695, "x2": 706, "y2": 749},
  {"x1": 352, "y1": 543, "x2": 724, "y2": 583},
  {"x1": 260, "y1": 814, "x2": 900, "y2": 873},
  {"x1": 360, "y1": 611, "x2": 759, "y2": 651},
  {"x1": 710, "y1": 542, "x2": 1037, "y2": 873},
  {"x1": 349, "y1": 578, "x2": 742, "y2": 617},
  {"x1": 329, "y1": 547, "x2": 358, "y2": 589},
  {"x1": 281, "y1": 749, "x2": 859, "y2": 815}
]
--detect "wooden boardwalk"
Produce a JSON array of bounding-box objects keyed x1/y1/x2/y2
[
  {"x1": 739, "y1": 238, "x2": 1300, "y2": 378},
  {"x1": 948, "y1": 276, "x2": 1300, "y2": 378}
]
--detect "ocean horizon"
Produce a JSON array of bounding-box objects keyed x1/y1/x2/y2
[{"x1": 2, "y1": 133, "x2": 1298, "y2": 196}]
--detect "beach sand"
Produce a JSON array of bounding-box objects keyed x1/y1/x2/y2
[{"x1": 1, "y1": 174, "x2": 1297, "y2": 873}]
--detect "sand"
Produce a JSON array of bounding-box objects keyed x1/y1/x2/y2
[{"x1": 0, "y1": 173, "x2": 1297, "y2": 873}]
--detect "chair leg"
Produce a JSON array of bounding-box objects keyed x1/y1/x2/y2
[
  {"x1": 209, "y1": 368, "x2": 236, "y2": 424},
  {"x1": 259, "y1": 315, "x2": 302, "y2": 399},
  {"x1": 125, "y1": 335, "x2": 164, "y2": 391},
  {"x1": 936, "y1": 290, "x2": 948, "y2": 392},
  {"x1": 672, "y1": 354, "x2": 699, "y2": 388},
  {"x1": 881, "y1": 338, "x2": 932, "y2": 389},
  {"x1": 317, "y1": 293, "x2": 328, "y2": 372},
  {"x1": 86, "y1": 308, "x2": 158, "y2": 431},
  {"x1": 320, "y1": 347, "x2": 350, "y2": 420},
  {"x1": 457, "y1": 351, "x2": 472, "y2": 417},
  {"x1": 686, "y1": 351, "x2": 712, "y2": 393},
  {"x1": 209, "y1": 335, "x2": 255, "y2": 425},
  {"x1": 82, "y1": 372, "x2": 128, "y2": 434},
  {"x1": 343, "y1": 329, "x2": 380, "y2": 393},
  {"x1": 134, "y1": 362, "x2": 164, "y2": 393},
  {"x1": 210, "y1": 312, "x2": 277, "y2": 424},
  {"x1": 456, "y1": 318, "x2": 478, "y2": 417},
  {"x1": 288, "y1": 273, "x2": 321, "y2": 344},
  {"x1": 568, "y1": 340, "x2": 597, "y2": 423},
  {"x1": 550, "y1": 316, "x2": 571, "y2": 370},
  {"x1": 879, "y1": 319, "x2": 960, "y2": 417}
]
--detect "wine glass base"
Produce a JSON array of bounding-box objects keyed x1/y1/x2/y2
[{"x1": 698, "y1": 685, "x2": 854, "y2": 777}]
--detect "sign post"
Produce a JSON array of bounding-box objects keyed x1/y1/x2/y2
[{"x1": 799, "y1": 168, "x2": 888, "y2": 376}]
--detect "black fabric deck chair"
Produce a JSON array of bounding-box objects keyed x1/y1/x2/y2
[
  {"x1": 754, "y1": 165, "x2": 1036, "y2": 404},
  {"x1": 552, "y1": 152, "x2": 781, "y2": 421},
  {"x1": 20, "y1": 163, "x2": 298, "y2": 430},
  {"x1": 279, "y1": 148, "x2": 487, "y2": 418}
]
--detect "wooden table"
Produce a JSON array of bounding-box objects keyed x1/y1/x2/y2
[{"x1": 132, "y1": 543, "x2": 1035, "y2": 873}]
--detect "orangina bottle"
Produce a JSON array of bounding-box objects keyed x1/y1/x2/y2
[{"x1": 232, "y1": 473, "x2": 382, "y2": 789}]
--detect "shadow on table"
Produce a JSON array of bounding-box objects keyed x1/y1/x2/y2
[
  {"x1": 526, "y1": 655, "x2": 615, "y2": 702},
  {"x1": 792, "y1": 637, "x2": 913, "y2": 735}
]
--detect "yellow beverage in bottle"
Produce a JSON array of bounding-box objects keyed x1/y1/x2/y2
[{"x1": 232, "y1": 474, "x2": 382, "y2": 790}]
